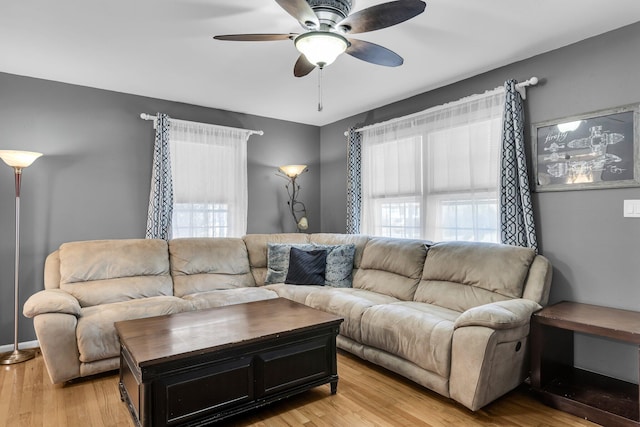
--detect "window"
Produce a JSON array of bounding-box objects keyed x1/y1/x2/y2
[
  {"x1": 360, "y1": 90, "x2": 504, "y2": 242},
  {"x1": 172, "y1": 203, "x2": 229, "y2": 238},
  {"x1": 377, "y1": 197, "x2": 421, "y2": 239},
  {"x1": 169, "y1": 120, "x2": 249, "y2": 238},
  {"x1": 437, "y1": 197, "x2": 498, "y2": 242}
]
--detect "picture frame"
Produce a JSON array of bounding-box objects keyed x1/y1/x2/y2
[{"x1": 532, "y1": 104, "x2": 640, "y2": 192}]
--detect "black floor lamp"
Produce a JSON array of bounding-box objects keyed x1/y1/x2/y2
[{"x1": 0, "y1": 150, "x2": 42, "y2": 365}]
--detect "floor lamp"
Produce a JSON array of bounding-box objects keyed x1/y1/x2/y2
[
  {"x1": 276, "y1": 165, "x2": 309, "y2": 231},
  {"x1": 0, "y1": 150, "x2": 42, "y2": 365}
]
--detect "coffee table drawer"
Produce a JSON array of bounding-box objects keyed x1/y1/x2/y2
[
  {"x1": 154, "y1": 357, "x2": 253, "y2": 426},
  {"x1": 256, "y1": 336, "x2": 333, "y2": 397}
]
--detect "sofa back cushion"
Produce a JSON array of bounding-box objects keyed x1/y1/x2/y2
[
  {"x1": 414, "y1": 241, "x2": 536, "y2": 312},
  {"x1": 353, "y1": 237, "x2": 430, "y2": 301},
  {"x1": 169, "y1": 238, "x2": 256, "y2": 297},
  {"x1": 309, "y1": 234, "x2": 369, "y2": 269},
  {"x1": 58, "y1": 239, "x2": 172, "y2": 307},
  {"x1": 243, "y1": 233, "x2": 310, "y2": 285},
  {"x1": 521, "y1": 255, "x2": 553, "y2": 305},
  {"x1": 44, "y1": 250, "x2": 62, "y2": 290}
]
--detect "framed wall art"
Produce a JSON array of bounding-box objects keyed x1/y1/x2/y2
[{"x1": 532, "y1": 104, "x2": 640, "y2": 192}]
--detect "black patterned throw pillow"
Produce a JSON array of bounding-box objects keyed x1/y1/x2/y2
[{"x1": 285, "y1": 247, "x2": 327, "y2": 285}]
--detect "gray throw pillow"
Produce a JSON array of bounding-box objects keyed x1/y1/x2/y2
[
  {"x1": 265, "y1": 243, "x2": 314, "y2": 284},
  {"x1": 313, "y1": 244, "x2": 356, "y2": 288},
  {"x1": 265, "y1": 243, "x2": 356, "y2": 287}
]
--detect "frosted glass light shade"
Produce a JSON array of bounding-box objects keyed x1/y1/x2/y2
[
  {"x1": 0, "y1": 150, "x2": 43, "y2": 168},
  {"x1": 295, "y1": 32, "x2": 348, "y2": 67},
  {"x1": 297, "y1": 216, "x2": 309, "y2": 230},
  {"x1": 278, "y1": 164, "x2": 308, "y2": 178}
]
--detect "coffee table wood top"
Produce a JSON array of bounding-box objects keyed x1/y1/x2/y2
[{"x1": 115, "y1": 298, "x2": 343, "y2": 368}]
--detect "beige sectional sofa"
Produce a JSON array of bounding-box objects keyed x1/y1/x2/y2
[{"x1": 23, "y1": 233, "x2": 552, "y2": 411}]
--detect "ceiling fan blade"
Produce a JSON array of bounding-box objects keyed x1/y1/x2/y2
[
  {"x1": 214, "y1": 34, "x2": 295, "y2": 42},
  {"x1": 275, "y1": 0, "x2": 319, "y2": 29},
  {"x1": 346, "y1": 39, "x2": 403, "y2": 67},
  {"x1": 294, "y1": 55, "x2": 316, "y2": 77},
  {"x1": 337, "y1": 0, "x2": 426, "y2": 34}
]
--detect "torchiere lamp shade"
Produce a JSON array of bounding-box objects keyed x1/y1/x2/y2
[
  {"x1": 278, "y1": 164, "x2": 308, "y2": 178},
  {"x1": 0, "y1": 150, "x2": 43, "y2": 169}
]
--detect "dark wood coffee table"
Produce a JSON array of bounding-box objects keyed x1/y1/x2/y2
[{"x1": 115, "y1": 298, "x2": 343, "y2": 427}]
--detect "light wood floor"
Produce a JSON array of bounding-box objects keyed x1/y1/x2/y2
[{"x1": 0, "y1": 349, "x2": 597, "y2": 427}]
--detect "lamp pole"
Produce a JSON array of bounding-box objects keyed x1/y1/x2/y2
[{"x1": 0, "y1": 150, "x2": 42, "y2": 365}]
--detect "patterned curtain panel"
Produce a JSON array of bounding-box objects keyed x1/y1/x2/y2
[
  {"x1": 145, "y1": 113, "x2": 174, "y2": 240},
  {"x1": 346, "y1": 127, "x2": 362, "y2": 234},
  {"x1": 500, "y1": 80, "x2": 538, "y2": 252}
]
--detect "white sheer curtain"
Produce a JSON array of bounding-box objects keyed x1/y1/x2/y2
[
  {"x1": 169, "y1": 120, "x2": 249, "y2": 238},
  {"x1": 361, "y1": 89, "x2": 505, "y2": 242}
]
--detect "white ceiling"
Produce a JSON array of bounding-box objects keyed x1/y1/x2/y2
[{"x1": 2, "y1": 1, "x2": 640, "y2": 126}]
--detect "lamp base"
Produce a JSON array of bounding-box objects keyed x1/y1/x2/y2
[{"x1": 0, "y1": 348, "x2": 35, "y2": 365}]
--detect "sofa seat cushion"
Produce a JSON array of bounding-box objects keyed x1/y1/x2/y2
[
  {"x1": 58, "y1": 239, "x2": 173, "y2": 307},
  {"x1": 76, "y1": 296, "x2": 192, "y2": 363},
  {"x1": 169, "y1": 238, "x2": 255, "y2": 297},
  {"x1": 181, "y1": 287, "x2": 278, "y2": 310},
  {"x1": 263, "y1": 283, "x2": 327, "y2": 305},
  {"x1": 305, "y1": 288, "x2": 399, "y2": 342},
  {"x1": 360, "y1": 302, "x2": 459, "y2": 378}
]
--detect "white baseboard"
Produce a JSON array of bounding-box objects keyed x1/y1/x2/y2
[{"x1": 0, "y1": 340, "x2": 39, "y2": 353}]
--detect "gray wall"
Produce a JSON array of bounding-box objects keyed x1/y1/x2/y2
[
  {"x1": 320, "y1": 22, "x2": 640, "y2": 382},
  {"x1": 0, "y1": 72, "x2": 320, "y2": 345}
]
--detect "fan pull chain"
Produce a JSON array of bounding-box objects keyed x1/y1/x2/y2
[{"x1": 317, "y1": 67, "x2": 323, "y2": 112}]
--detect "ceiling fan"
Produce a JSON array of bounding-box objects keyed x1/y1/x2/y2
[{"x1": 213, "y1": 0, "x2": 427, "y2": 78}]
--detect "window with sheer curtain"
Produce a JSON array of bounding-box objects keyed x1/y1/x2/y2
[
  {"x1": 360, "y1": 89, "x2": 505, "y2": 242},
  {"x1": 169, "y1": 120, "x2": 249, "y2": 238}
]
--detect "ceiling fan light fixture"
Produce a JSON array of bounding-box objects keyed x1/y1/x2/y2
[{"x1": 294, "y1": 31, "x2": 348, "y2": 67}]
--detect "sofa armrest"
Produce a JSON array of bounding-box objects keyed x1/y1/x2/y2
[
  {"x1": 33, "y1": 313, "x2": 81, "y2": 383},
  {"x1": 450, "y1": 299, "x2": 541, "y2": 410},
  {"x1": 23, "y1": 289, "x2": 82, "y2": 318},
  {"x1": 454, "y1": 299, "x2": 542, "y2": 330}
]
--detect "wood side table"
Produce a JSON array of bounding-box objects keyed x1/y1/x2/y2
[{"x1": 531, "y1": 301, "x2": 640, "y2": 426}]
